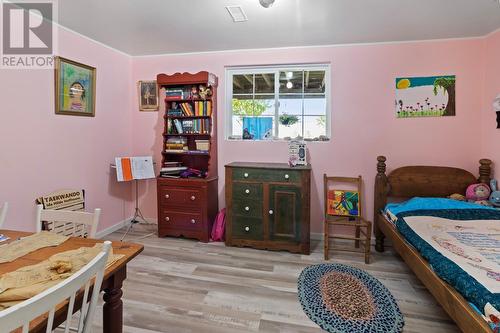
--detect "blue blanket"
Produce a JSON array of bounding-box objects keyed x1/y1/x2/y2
[{"x1": 386, "y1": 200, "x2": 500, "y2": 323}]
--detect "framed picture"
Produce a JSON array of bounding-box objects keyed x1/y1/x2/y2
[
  {"x1": 138, "y1": 80, "x2": 159, "y2": 111},
  {"x1": 395, "y1": 75, "x2": 456, "y2": 118},
  {"x1": 327, "y1": 190, "x2": 360, "y2": 217},
  {"x1": 54, "y1": 57, "x2": 96, "y2": 117}
]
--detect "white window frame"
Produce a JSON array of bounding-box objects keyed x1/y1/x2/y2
[{"x1": 225, "y1": 63, "x2": 331, "y2": 141}]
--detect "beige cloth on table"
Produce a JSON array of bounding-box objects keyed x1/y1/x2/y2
[
  {"x1": 0, "y1": 232, "x2": 70, "y2": 264},
  {"x1": 0, "y1": 243, "x2": 124, "y2": 310}
]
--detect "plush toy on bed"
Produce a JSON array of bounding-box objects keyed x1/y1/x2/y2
[
  {"x1": 465, "y1": 183, "x2": 491, "y2": 205},
  {"x1": 489, "y1": 179, "x2": 500, "y2": 207}
]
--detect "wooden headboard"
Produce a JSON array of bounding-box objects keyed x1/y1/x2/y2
[{"x1": 373, "y1": 156, "x2": 492, "y2": 251}]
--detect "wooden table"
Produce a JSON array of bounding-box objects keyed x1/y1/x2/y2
[{"x1": 0, "y1": 230, "x2": 144, "y2": 333}]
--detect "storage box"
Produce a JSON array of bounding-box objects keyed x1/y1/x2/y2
[{"x1": 195, "y1": 140, "x2": 210, "y2": 151}]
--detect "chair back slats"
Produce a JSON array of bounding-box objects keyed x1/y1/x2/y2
[
  {"x1": 36, "y1": 204, "x2": 101, "y2": 238},
  {"x1": 0, "y1": 202, "x2": 8, "y2": 229},
  {"x1": 0, "y1": 241, "x2": 111, "y2": 332},
  {"x1": 64, "y1": 293, "x2": 77, "y2": 333}
]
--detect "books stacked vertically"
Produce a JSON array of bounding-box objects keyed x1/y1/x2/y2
[
  {"x1": 169, "y1": 119, "x2": 210, "y2": 134},
  {"x1": 194, "y1": 101, "x2": 212, "y2": 116},
  {"x1": 160, "y1": 162, "x2": 187, "y2": 178}
]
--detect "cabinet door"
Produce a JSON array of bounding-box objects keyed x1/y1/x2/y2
[{"x1": 268, "y1": 184, "x2": 301, "y2": 242}]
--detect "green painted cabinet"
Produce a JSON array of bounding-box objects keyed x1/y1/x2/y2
[{"x1": 225, "y1": 162, "x2": 311, "y2": 254}]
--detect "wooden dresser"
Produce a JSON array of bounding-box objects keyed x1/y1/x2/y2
[
  {"x1": 225, "y1": 162, "x2": 311, "y2": 254},
  {"x1": 157, "y1": 177, "x2": 218, "y2": 242}
]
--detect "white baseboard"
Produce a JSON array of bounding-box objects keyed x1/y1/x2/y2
[{"x1": 96, "y1": 217, "x2": 132, "y2": 239}]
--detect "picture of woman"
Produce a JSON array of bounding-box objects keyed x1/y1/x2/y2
[{"x1": 69, "y1": 82, "x2": 86, "y2": 111}]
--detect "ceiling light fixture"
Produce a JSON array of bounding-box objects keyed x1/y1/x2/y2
[
  {"x1": 226, "y1": 6, "x2": 248, "y2": 22},
  {"x1": 259, "y1": 0, "x2": 275, "y2": 8}
]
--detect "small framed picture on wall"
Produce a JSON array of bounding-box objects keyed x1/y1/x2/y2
[
  {"x1": 138, "y1": 80, "x2": 159, "y2": 111},
  {"x1": 55, "y1": 57, "x2": 96, "y2": 117}
]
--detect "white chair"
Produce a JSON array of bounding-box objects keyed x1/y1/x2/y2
[
  {"x1": 36, "y1": 204, "x2": 101, "y2": 238},
  {"x1": 0, "y1": 241, "x2": 111, "y2": 333},
  {"x1": 0, "y1": 202, "x2": 8, "y2": 229}
]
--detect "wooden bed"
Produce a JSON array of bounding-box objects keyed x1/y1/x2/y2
[{"x1": 373, "y1": 156, "x2": 494, "y2": 333}]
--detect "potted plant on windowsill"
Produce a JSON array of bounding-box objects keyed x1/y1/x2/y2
[{"x1": 279, "y1": 114, "x2": 299, "y2": 127}]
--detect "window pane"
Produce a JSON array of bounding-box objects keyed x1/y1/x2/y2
[
  {"x1": 278, "y1": 116, "x2": 302, "y2": 139},
  {"x1": 304, "y1": 94, "x2": 326, "y2": 116},
  {"x1": 279, "y1": 71, "x2": 303, "y2": 94},
  {"x1": 232, "y1": 95, "x2": 256, "y2": 116},
  {"x1": 255, "y1": 95, "x2": 275, "y2": 116},
  {"x1": 233, "y1": 74, "x2": 253, "y2": 94},
  {"x1": 304, "y1": 116, "x2": 327, "y2": 139},
  {"x1": 304, "y1": 71, "x2": 326, "y2": 94},
  {"x1": 278, "y1": 94, "x2": 302, "y2": 115},
  {"x1": 255, "y1": 73, "x2": 274, "y2": 94}
]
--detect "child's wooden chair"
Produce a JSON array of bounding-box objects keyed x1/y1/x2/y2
[{"x1": 323, "y1": 175, "x2": 372, "y2": 264}]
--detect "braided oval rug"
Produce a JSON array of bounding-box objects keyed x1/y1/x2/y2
[{"x1": 298, "y1": 263, "x2": 404, "y2": 333}]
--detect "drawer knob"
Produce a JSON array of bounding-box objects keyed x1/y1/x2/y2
[
  {"x1": 165, "y1": 217, "x2": 170, "y2": 222},
  {"x1": 245, "y1": 189, "x2": 250, "y2": 194},
  {"x1": 165, "y1": 194, "x2": 170, "y2": 199},
  {"x1": 190, "y1": 195, "x2": 196, "y2": 201},
  {"x1": 245, "y1": 206, "x2": 250, "y2": 211},
  {"x1": 244, "y1": 226, "x2": 250, "y2": 232},
  {"x1": 269, "y1": 209, "x2": 274, "y2": 215},
  {"x1": 191, "y1": 219, "x2": 196, "y2": 224},
  {"x1": 284, "y1": 174, "x2": 290, "y2": 179},
  {"x1": 244, "y1": 172, "x2": 249, "y2": 178}
]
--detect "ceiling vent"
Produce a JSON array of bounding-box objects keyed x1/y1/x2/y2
[{"x1": 226, "y1": 6, "x2": 248, "y2": 23}]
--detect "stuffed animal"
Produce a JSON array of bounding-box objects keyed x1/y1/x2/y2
[
  {"x1": 489, "y1": 179, "x2": 500, "y2": 207},
  {"x1": 199, "y1": 85, "x2": 212, "y2": 99},
  {"x1": 449, "y1": 193, "x2": 466, "y2": 201},
  {"x1": 465, "y1": 183, "x2": 491, "y2": 202}
]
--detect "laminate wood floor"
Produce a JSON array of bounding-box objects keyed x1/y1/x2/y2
[{"x1": 91, "y1": 224, "x2": 459, "y2": 332}]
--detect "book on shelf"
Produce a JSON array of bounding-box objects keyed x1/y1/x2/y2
[{"x1": 169, "y1": 118, "x2": 210, "y2": 134}]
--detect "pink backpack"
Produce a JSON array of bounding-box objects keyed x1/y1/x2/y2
[{"x1": 211, "y1": 208, "x2": 226, "y2": 241}]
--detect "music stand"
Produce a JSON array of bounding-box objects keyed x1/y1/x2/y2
[{"x1": 111, "y1": 157, "x2": 156, "y2": 241}]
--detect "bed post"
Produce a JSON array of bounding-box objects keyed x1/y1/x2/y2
[
  {"x1": 374, "y1": 156, "x2": 388, "y2": 252},
  {"x1": 478, "y1": 159, "x2": 492, "y2": 184}
]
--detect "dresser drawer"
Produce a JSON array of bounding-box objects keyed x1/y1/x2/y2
[
  {"x1": 232, "y1": 183, "x2": 263, "y2": 200},
  {"x1": 232, "y1": 217, "x2": 263, "y2": 240},
  {"x1": 158, "y1": 186, "x2": 204, "y2": 207},
  {"x1": 159, "y1": 209, "x2": 203, "y2": 230},
  {"x1": 232, "y1": 199, "x2": 262, "y2": 218},
  {"x1": 232, "y1": 168, "x2": 301, "y2": 183}
]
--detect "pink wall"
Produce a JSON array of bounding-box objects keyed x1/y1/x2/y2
[
  {"x1": 0, "y1": 27, "x2": 133, "y2": 232},
  {"x1": 131, "y1": 38, "x2": 485, "y2": 234},
  {"x1": 482, "y1": 30, "x2": 500, "y2": 175}
]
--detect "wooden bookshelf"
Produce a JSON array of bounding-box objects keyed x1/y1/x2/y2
[{"x1": 156, "y1": 71, "x2": 218, "y2": 243}]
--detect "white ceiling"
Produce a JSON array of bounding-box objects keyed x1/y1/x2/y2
[{"x1": 56, "y1": 0, "x2": 500, "y2": 56}]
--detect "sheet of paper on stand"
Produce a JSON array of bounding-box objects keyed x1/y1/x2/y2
[{"x1": 115, "y1": 156, "x2": 155, "y2": 181}]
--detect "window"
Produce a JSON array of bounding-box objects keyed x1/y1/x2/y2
[{"x1": 225, "y1": 64, "x2": 330, "y2": 141}]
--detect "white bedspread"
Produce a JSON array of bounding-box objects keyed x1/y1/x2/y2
[{"x1": 404, "y1": 216, "x2": 500, "y2": 293}]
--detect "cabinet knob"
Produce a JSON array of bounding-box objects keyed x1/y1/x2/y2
[
  {"x1": 165, "y1": 194, "x2": 170, "y2": 199},
  {"x1": 191, "y1": 219, "x2": 196, "y2": 224},
  {"x1": 269, "y1": 209, "x2": 274, "y2": 215},
  {"x1": 244, "y1": 172, "x2": 249, "y2": 178},
  {"x1": 284, "y1": 174, "x2": 290, "y2": 180},
  {"x1": 165, "y1": 216, "x2": 170, "y2": 222},
  {"x1": 245, "y1": 189, "x2": 250, "y2": 194},
  {"x1": 245, "y1": 206, "x2": 250, "y2": 211},
  {"x1": 190, "y1": 195, "x2": 196, "y2": 201},
  {"x1": 244, "y1": 226, "x2": 250, "y2": 232}
]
